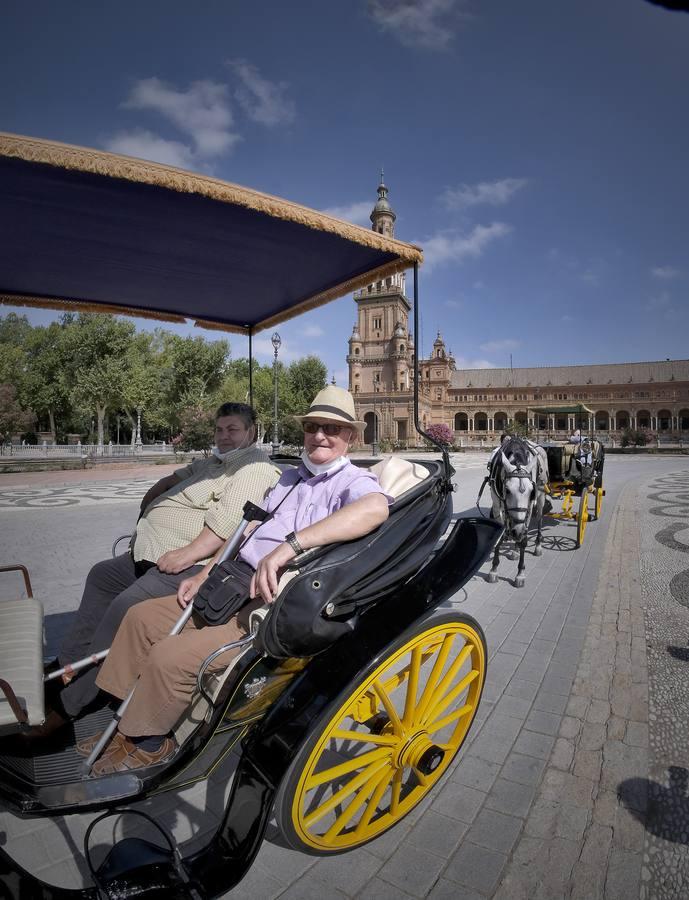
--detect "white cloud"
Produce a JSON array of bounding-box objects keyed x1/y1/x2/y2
[
  {"x1": 367, "y1": 0, "x2": 468, "y2": 49},
  {"x1": 652, "y1": 266, "x2": 680, "y2": 280},
  {"x1": 304, "y1": 325, "x2": 324, "y2": 338},
  {"x1": 453, "y1": 356, "x2": 496, "y2": 369},
  {"x1": 122, "y1": 77, "x2": 239, "y2": 157},
  {"x1": 230, "y1": 59, "x2": 296, "y2": 126},
  {"x1": 646, "y1": 291, "x2": 671, "y2": 310},
  {"x1": 422, "y1": 222, "x2": 512, "y2": 269},
  {"x1": 479, "y1": 338, "x2": 519, "y2": 353},
  {"x1": 441, "y1": 178, "x2": 527, "y2": 211},
  {"x1": 322, "y1": 200, "x2": 372, "y2": 226},
  {"x1": 581, "y1": 269, "x2": 599, "y2": 286},
  {"x1": 104, "y1": 129, "x2": 196, "y2": 169}
]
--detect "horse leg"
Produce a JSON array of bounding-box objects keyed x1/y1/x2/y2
[
  {"x1": 487, "y1": 534, "x2": 502, "y2": 583},
  {"x1": 534, "y1": 494, "x2": 544, "y2": 556},
  {"x1": 514, "y1": 537, "x2": 527, "y2": 588}
]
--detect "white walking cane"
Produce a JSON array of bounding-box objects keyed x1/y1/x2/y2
[{"x1": 82, "y1": 501, "x2": 269, "y2": 773}]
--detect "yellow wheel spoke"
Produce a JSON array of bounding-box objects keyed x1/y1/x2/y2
[
  {"x1": 390, "y1": 768, "x2": 403, "y2": 816},
  {"x1": 353, "y1": 769, "x2": 395, "y2": 839},
  {"x1": 323, "y1": 767, "x2": 391, "y2": 842},
  {"x1": 414, "y1": 632, "x2": 456, "y2": 724},
  {"x1": 402, "y1": 646, "x2": 422, "y2": 729},
  {"x1": 422, "y1": 668, "x2": 479, "y2": 727},
  {"x1": 305, "y1": 746, "x2": 392, "y2": 790},
  {"x1": 372, "y1": 679, "x2": 403, "y2": 736},
  {"x1": 331, "y1": 728, "x2": 400, "y2": 747},
  {"x1": 425, "y1": 703, "x2": 473, "y2": 735},
  {"x1": 426, "y1": 643, "x2": 473, "y2": 718},
  {"x1": 303, "y1": 758, "x2": 390, "y2": 829}
]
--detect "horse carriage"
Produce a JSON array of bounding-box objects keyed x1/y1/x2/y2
[
  {"x1": 532, "y1": 405, "x2": 606, "y2": 548},
  {"x1": 0, "y1": 133, "x2": 503, "y2": 898}
]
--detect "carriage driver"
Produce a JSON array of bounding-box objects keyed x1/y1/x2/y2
[
  {"x1": 29, "y1": 402, "x2": 281, "y2": 739},
  {"x1": 79, "y1": 386, "x2": 392, "y2": 774}
]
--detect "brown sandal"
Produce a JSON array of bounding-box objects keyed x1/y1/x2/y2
[
  {"x1": 91, "y1": 736, "x2": 176, "y2": 776},
  {"x1": 76, "y1": 729, "x2": 126, "y2": 757}
]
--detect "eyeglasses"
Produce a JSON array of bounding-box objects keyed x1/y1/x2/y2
[{"x1": 302, "y1": 422, "x2": 349, "y2": 436}]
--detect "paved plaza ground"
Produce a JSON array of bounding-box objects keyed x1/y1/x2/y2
[{"x1": 0, "y1": 452, "x2": 688, "y2": 898}]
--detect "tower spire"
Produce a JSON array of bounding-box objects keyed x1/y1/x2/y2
[{"x1": 370, "y1": 171, "x2": 396, "y2": 237}]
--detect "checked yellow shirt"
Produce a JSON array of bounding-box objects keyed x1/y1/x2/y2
[{"x1": 133, "y1": 445, "x2": 280, "y2": 565}]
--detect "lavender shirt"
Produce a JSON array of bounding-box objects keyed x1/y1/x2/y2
[{"x1": 239, "y1": 461, "x2": 392, "y2": 570}]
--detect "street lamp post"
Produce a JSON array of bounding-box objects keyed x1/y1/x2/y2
[
  {"x1": 271, "y1": 332, "x2": 281, "y2": 456},
  {"x1": 372, "y1": 392, "x2": 378, "y2": 456}
]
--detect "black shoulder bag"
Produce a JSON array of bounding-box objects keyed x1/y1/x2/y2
[{"x1": 192, "y1": 478, "x2": 302, "y2": 626}]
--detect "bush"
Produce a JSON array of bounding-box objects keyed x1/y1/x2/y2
[
  {"x1": 175, "y1": 406, "x2": 215, "y2": 454},
  {"x1": 425, "y1": 423, "x2": 454, "y2": 447},
  {"x1": 621, "y1": 427, "x2": 650, "y2": 447}
]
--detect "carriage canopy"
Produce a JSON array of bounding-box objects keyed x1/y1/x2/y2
[{"x1": 0, "y1": 132, "x2": 422, "y2": 334}]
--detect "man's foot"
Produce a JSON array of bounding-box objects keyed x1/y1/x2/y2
[
  {"x1": 91, "y1": 736, "x2": 176, "y2": 776},
  {"x1": 76, "y1": 729, "x2": 126, "y2": 758}
]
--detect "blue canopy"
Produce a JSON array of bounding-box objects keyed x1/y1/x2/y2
[{"x1": 0, "y1": 133, "x2": 422, "y2": 334}]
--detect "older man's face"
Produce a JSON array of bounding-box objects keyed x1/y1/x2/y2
[
  {"x1": 303, "y1": 419, "x2": 353, "y2": 466},
  {"x1": 215, "y1": 415, "x2": 253, "y2": 453}
]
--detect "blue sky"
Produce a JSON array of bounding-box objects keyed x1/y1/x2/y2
[{"x1": 2, "y1": 0, "x2": 688, "y2": 385}]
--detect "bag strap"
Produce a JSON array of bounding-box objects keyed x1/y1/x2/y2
[{"x1": 233, "y1": 474, "x2": 304, "y2": 560}]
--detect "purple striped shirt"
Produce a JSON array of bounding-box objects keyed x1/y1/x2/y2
[{"x1": 239, "y1": 461, "x2": 391, "y2": 570}]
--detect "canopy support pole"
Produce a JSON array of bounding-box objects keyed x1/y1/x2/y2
[
  {"x1": 248, "y1": 329, "x2": 254, "y2": 408},
  {"x1": 412, "y1": 262, "x2": 451, "y2": 477}
]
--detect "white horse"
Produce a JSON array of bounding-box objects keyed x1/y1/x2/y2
[{"x1": 486, "y1": 436, "x2": 549, "y2": 588}]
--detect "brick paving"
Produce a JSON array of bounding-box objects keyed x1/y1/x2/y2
[{"x1": 0, "y1": 455, "x2": 687, "y2": 898}]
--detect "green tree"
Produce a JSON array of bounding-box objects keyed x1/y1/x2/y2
[
  {"x1": 65, "y1": 314, "x2": 136, "y2": 445},
  {"x1": 286, "y1": 356, "x2": 328, "y2": 412},
  {"x1": 21, "y1": 320, "x2": 73, "y2": 439},
  {"x1": 158, "y1": 333, "x2": 230, "y2": 432},
  {"x1": 0, "y1": 313, "x2": 31, "y2": 391},
  {"x1": 0, "y1": 384, "x2": 35, "y2": 442},
  {"x1": 122, "y1": 332, "x2": 162, "y2": 444}
]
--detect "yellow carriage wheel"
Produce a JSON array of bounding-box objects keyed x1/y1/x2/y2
[
  {"x1": 576, "y1": 489, "x2": 589, "y2": 547},
  {"x1": 594, "y1": 486, "x2": 604, "y2": 520},
  {"x1": 274, "y1": 613, "x2": 486, "y2": 854}
]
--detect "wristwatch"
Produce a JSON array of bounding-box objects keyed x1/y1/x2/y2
[{"x1": 285, "y1": 531, "x2": 304, "y2": 555}]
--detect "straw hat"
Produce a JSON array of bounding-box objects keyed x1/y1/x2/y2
[{"x1": 295, "y1": 386, "x2": 366, "y2": 432}]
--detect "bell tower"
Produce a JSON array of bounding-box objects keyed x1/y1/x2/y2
[{"x1": 347, "y1": 176, "x2": 424, "y2": 445}]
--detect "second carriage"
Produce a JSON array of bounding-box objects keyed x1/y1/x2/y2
[{"x1": 532, "y1": 404, "x2": 605, "y2": 547}]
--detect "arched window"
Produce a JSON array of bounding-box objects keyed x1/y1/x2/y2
[
  {"x1": 657, "y1": 409, "x2": 672, "y2": 431},
  {"x1": 354, "y1": 347, "x2": 359, "y2": 355},
  {"x1": 454, "y1": 412, "x2": 468, "y2": 431}
]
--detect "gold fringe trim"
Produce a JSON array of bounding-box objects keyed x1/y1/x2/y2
[
  {"x1": 0, "y1": 293, "x2": 241, "y2": 331},
  {"x1": 0, "y1": 132, "x2": 423, "y2": 265}
]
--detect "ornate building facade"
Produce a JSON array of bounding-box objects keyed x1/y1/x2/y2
[{"x1": 348, "y1": 181, "x2": 689, "y2": 446}]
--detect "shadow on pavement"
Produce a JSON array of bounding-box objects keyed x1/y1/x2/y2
[
  {"x1": 668, "y1": 644, "x2": 689, "y2": 661},
  {"x1": 618, "y1": 767, "x2": 689, "y2": 844}
]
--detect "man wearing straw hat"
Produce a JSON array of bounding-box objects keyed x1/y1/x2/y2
[{"x1": 81, "y1": 386, "x2": 391, "y2": 774}]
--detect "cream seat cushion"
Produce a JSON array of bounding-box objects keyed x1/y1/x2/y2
[
  {"x1": 0, "y1": 598, "x2": 45, "y2": 733},
  {"x1": 371, "y1": 456, "x2": 429, "y2": 499}
]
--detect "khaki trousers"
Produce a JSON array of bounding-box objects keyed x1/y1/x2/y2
[{"x1": 96, "y1": 594, "x2": 260, "y2": 737}]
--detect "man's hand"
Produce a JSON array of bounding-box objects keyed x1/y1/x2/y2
[
  {"x1": 250, "y1": 542, "x2": 296, "y2": 604},
  {"x1": 177, "y1": 571, "x2": 208, "y2": 608},
  {"x1": 157, "y1": 547, "x2": 194, "y2": 574}
]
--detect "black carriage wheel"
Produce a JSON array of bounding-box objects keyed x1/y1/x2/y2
[{"x1": 273, "y1": 611, "x2": 487, "y2": 854}]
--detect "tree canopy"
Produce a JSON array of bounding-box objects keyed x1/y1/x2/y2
[{"x1": 0, "y1": 312, "x2": 328, "y2": 447}]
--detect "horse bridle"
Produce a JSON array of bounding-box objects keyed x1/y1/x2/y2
[{"x1": 493, "y1": 463, "x2": 537, "y2": 532}]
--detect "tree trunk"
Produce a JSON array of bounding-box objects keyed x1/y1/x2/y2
[
  {"x1": 48, "y1": 408, "x2": 56, "y2": 441},
  {"x1": 97, "y1": 405, "x2": 106, "y2": 447}
]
